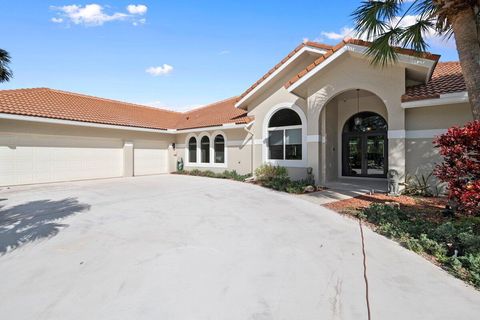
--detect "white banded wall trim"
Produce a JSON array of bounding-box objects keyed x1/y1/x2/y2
[
  {"x1": 406, "y1": 129, "x2": 447, "y2": 139},
  {"x1": 388, "y1": 129, "x2": 448, "y2": 139},
  {"x1": 177, "y1": 140, "x2": 251, "y2": 149},
  {"x1": 388, "y1": 130, "x2": 406, "y2": 139},
  {"x1": 177, "y1": 130, "x2": 447, "y2": 149},
  {"x1": 307, "y1": 135, "x2": 321, "y2": 142}
]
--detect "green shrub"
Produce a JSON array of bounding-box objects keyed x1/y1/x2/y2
[
  {"x1": 359, "y1": 202, "x2": 480, "y2": 288},
  {"x1": 220, "y1": 170, "x2": 250, "y2": 181},
  {"x1": 263, "y1": 176, "x2": 291, "y2": 192},
  {"x1": 285, "y1": 180, "x2": 309, "y2": 194},
  {"x1": 254, "y1": 164, "x2": 288, "y2": 183},
  {"x1": 175, "y1": 169, "x2": 251, "y2": 181}
]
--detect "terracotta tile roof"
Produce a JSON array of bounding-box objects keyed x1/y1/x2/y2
[
  {"x1": 0, "y1": 88, "x2": 181, "y2": 130},
  {"x1": 0, "y1": 88, "x2": 252, "y2": 130},
  {"x1": 176, "y1": 97, "x2": 252, "y2": 130},
  {"x1": 285, "y1": 38, "x2": 441, "y2": 89},
  {"x1": 237, "y1": 41, "x2": 332, "y2": 101},
  {"x1": 402, "y1": 62, "x2": 465, "y2": 102}
]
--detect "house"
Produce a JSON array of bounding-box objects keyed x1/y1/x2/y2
[{"x1": 0, "y1": 39, "x2": 472, "y2": 187}]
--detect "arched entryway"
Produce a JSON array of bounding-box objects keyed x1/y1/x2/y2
[{"x1": 341, "y1": 111, "x2": 388, "y2": 178}]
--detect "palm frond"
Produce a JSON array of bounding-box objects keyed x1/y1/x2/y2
[
  {"x1": 399, "y1": 18, "x2": 434, "y2": 52},
  {"x1": 366, "y1": 27, "x2": 403, "y2": 67},
  {"x1": 0, "y1": 48, "x2": 13, "y2": 82},
  {"x1": 352, "y1": 0, "x2": 401, "y2": 39}
]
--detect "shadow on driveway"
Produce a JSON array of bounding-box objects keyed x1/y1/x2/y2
[{"x1": 0, "y1": 198, "x2": 90, "y2": 255}]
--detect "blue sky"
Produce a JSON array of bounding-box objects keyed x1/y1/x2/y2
[{"x1": 1, "y1": 1, "x2": 459, "y2": 111}]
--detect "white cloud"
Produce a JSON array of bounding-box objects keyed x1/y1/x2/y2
[
  {"x1": 127, "y1": 4, "x2": 148, "y2": 15},
  {"x1": 321, "y1": 26, "x2": 355, "y2": 40},
  {"x1": 218, "y1": 50, "x2": 230, "y2": 55},
  {"x1": 50, "y1": 4, "x2": 147, "y2": 27},
  {"x1": 133, "y1": 18, "x2": 146, "y2": 26},
  {"x1": 146, "y1": 64, "x2": 174, "y2": 76}
]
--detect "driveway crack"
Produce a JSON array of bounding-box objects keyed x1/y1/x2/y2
[{"x1": 359, "y1": 218, "x2": 372, "y2": 320}]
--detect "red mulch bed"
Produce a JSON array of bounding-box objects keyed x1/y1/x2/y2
[{"x1": 324, "y1": 193, "x2": 448, "y2": 221}]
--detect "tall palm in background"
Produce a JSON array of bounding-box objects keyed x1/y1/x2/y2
[
  {"x1": 0, "y1": 49, "x2": 13, "y2": 83},
  {"x1": 352, "y1": 0, "x2": 480, "y2": 120}
]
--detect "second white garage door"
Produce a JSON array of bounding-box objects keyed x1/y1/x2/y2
[{"x1": 133, "y1": 140, "x2": 168, "y2": 176}]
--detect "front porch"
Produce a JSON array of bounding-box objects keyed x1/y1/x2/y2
[
  {"x1": 310, "y1": 88, "x2": 404, "y2": 186},
  {"x1": 299, "y1": 177, "x2": 388, "y2": 205}
]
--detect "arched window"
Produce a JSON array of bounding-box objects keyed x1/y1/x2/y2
[
  {"x1": 188, "y1": 137, "x2": 197, "y2": 163},
  {"x1": 343, "y1": 112, "x2": 387, "y2": 133},
  {"x1": 200, "y1": 136, "x2": 210, "y2": 163},
  {"x1": 268, "y1": 108, "x2": 302, "y2": 160},
  {"x1": 214, "y1": 135, "x2": 225, "y2": 163}
]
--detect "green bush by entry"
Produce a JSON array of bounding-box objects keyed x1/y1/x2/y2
[
  {"x1": 254, "y1": 164, "x2": 311, "y2": 194},
  {"x1": 254, "y1": 164, "x2": 288, "y2": 183}
]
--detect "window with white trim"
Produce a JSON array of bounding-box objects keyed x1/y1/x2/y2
[
  {"x1": 200, "y1": 136, "x2": 210, "y2": 163},
  {"x1": 268, "y1": 109, "x2": 302, "y2": 160},
  {"x1": 214, "y1": 134, "x2": 225, "y2": 163},
  {"x1": 188, "y1": 137, "x2": 197, "y2": 163}
]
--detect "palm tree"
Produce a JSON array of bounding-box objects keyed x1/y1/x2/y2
[
  {"x1": 352, "y1": 0, "x2": 480, "y2": 120},
  {"x1": 0, "y1": 49, "x2": 13, "y2": 83}
]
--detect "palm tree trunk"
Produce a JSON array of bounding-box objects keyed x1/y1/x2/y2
[{"x1": 450, "y1": 7, "x2": 480, "y2": 120}]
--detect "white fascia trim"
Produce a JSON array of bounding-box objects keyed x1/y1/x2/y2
[
  {"x1": 287, "y1": 46, "x2": 348, "y2": 93},
  {"x1": 0, "y1": 113, "x2": 173, "y2": 134},
  {"x1": 235, "y1": 46, "x2": 327, "y2": 108},
  {"x1": 401, "y1": 92, "x2": 469, "y2": 109},
  {"x1": 174, "y1": 123, "x2": 249, "y2": 133},
  {"x1": 287, "y1": 43, "x2": 436, "y2": 93}
]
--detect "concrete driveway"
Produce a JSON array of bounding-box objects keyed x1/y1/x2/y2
[{"x1": 0, "y1": 175, "x2": 479, "y2": 319}]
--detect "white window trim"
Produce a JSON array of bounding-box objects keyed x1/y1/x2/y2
[
  {"x1": 262, "y1": 103, "x2": 308, "y2": 168},
  {"x1": 184, "y1": 131, "x2": 227, "y2": 168},
  {"x1": 212, "y1": 130, "x2": 228, "y2": 166},
  {"x1": 185, "y1": 133, "x2": 198, "y2": 166}
]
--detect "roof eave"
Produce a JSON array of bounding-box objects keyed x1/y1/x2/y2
[
  {"x1": 286, "y1": 43, "x2": 438, "y2": 96},
  {"x1": 235, "y1": 44, "x2": 329, "y2": 109},
  {"x1": 401, "y1": 91, "x2": 469, "y2": 108}
]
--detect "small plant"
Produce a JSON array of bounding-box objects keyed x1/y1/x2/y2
[
  {"x1": 403, "y1": 172, "x2": 440, "y2": 197},
  {"x1": 254, "y1": 164, "x2": 288, "y2": 183}
]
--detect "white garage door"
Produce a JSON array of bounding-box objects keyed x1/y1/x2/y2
[
  {"x1": 0, "y1": 133, "x2": 123, "y2": 186},
  {"x1": 133, "y1": 140, "x2": 168, "y2": 176}
]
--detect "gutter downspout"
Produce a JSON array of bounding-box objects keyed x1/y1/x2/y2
[{"x1": 243, "y1": 121, "x2": 255, "y2": 176}]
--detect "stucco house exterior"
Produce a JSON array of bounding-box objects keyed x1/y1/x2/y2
[{"x1": 0, "y1": 39, "x2": 473, "y2": 187}]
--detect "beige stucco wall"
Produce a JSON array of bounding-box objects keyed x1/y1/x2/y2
[
  {"x1": 173, "y1": 128, "x2": 253, "y2": 175},
  {"x1": 405, "y1": 103, "x2": 473, "y2": 181},
  {"x1": 405, "y1": 103, "x2": 472, "y2": 130}
]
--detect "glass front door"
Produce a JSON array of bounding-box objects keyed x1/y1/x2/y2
[
  {"x1": 366, "y1": 135, "x2": 386, "y2": 176},
  {"x1": 343, "y1": 133, "x2": 387, "y2": 178}
]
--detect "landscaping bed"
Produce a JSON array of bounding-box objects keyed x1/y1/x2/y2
[
  {"x1": 174, "y1": 164, "x2": 323, "y2": 194},
  {"x1": 325, "y1": 194, "x2": 480, "y2": 289}
]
